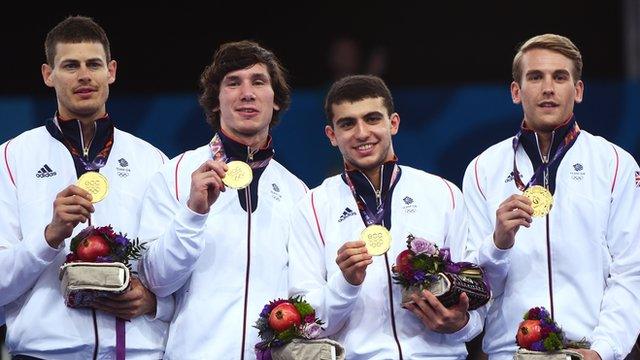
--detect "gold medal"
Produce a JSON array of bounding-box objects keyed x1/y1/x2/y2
[
  {"x1": 76, "y1": 172, "x2": 109, "y2": 203},
  {"x1": 523, "y1": 185, "x2": 553, "y2": 217},
  {"x1": 360, "y1": 225, "x2": 392, "y2": 256},
  {"x1": 222, "y1": 161, "x2": 253, "y2": 189}
]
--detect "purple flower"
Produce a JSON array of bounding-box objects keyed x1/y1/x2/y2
[
  {"x1": 410, "y1": 238, "x2": 437, "y2": 255},
  {"x1": 531, "y1": 340, "x2": 545, "y2": 352},
  {"x1": 255, "y1": 344, "x2": 273, "y2": 360},
  {"x1": 413, "y1": 270, "x2": 427, "y2": 283},
  {"x1": 260, "y1": 304, "x2": 272, "y2": 318},
  {"x1": 538, "y1": 307, "x2": 551, "y2": 320},
  {"x1": 439, "y1": 248, "x2": 451, "y2": 262},
  {"x1": 302, "y1": 322, "x2": 322, "y2": 339},
  {"x1": 114, "y1": 235, "x2": 129, "y2": 247}
]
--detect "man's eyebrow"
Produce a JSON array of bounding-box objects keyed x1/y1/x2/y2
[{"x1": 335, "y1": 116, "x2": 356, "y2": 125}]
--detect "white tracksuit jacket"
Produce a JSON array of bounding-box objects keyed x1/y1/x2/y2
[
  {"x1": 463, "y1": 126, "x2": 640, "y2": 360},
  {"x1": 289, "y1": 164, "x2": 484, "y2": 359},
  {"x1": 138, "y1": 142, "x2": 308, "y2": 360},
  {"x1": 0, "y1": 123, "x2": 170, "y2": 359}
]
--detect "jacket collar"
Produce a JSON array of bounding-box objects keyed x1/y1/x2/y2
[
  {"x1": 216, "y1": 129, "x2": 274, "y2": 163},
  {"x1": 46, "y1": 113, "x2": 114, "y2": 160},
  {"x1": 342, "y1": 158, "x2": 399, "y2": 206},
  {"x1": 519, "y1": 115, "x2": 576, "y2": 163}
]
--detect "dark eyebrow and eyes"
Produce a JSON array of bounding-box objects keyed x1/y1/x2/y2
[
  {"x1": 59, "y1": 58, "x2": 105, "y2": 68},
  {"x1": 223, "y1": 72, "x2": 271, "y2": 85},
  {"x1": 525, "y1": 69, "x2": 571, "y2": 80},
  {"x1": 335, "y1": 111, "x2": 385, "y2": 128}
]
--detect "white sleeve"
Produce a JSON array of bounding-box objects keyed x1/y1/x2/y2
[
  {"x1": 462, "y1": 156, "x2": 512, "y2": 298},
  {"x1": 441, "y1": 182, "x2": 485, "y2": 343},
  {"x1": 590, "y1": 149, "x2": 640, "y2": 360},
  {"x1": 138, "y1": 169, "x2": 208, "y2": 298},
  {"x1": 288, "y1": 194, "x2": 361, "y2": 336},
  {"x1": 0, "y1": 141, "x2": 62, "y2": 306}
]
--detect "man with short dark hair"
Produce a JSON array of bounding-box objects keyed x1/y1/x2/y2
[
  {"x1": 288, "y1": 75, "x2": 483, "y2": 359},
  {"x1": 0, "y1": 15, "x2": 170, "y2": 359},
  {"x1": 138, "y1": 40, "x2": 308, "y2": 359}
]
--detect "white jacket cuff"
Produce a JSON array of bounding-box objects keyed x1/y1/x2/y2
[
  {"x1": 176, "y1": 204, "x2": 209, "y2": 234},
  {"x1": 146, "y1": 294, "x2": 175, "y2": 322},
  {"x1": 480, "y1": 234, "x2": 511, "y2": 265},
  {"x1": 445, "y1": 309, "x2": 482, "y2": 343},
  {"x1": 591, "y1": 339, "x2": 616, "y2": 360},
  {"x1": 26, "y1": 231, "x2": 62, "y2": 263},
  {"x1": 328, "y1": 271, "x2": 361, "y2": 300}
]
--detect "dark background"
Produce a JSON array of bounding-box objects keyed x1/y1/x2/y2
[{"x1": 0, "y1": 2, "x2": 624, "y2": 94}]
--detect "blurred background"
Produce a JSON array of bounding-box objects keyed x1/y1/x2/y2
[{"x1": 1, "y1": 1, "x2": 639, "y2": 358}]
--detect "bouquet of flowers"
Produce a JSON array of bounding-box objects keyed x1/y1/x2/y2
[
  {"x1": 391, "y1": 234, "x2": 490, "y2": 310},
  {"x1": 59, "y1": 225, "x2": 146, "y2": 308},
  {"x1": 65, "y1": 225, "x2": 146, "y2": 268},
  {"x1": 514, "y1": 307, "x2": 590, "y2": 360},
  {"x1": 516, "y1": 307, "x2": 564, "y2": 351},
  {"x1": 254, "y1": 296, "x2": 325, "y2": 359}
]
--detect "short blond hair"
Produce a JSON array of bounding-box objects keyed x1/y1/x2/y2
[{"x1": 512, "y1": 34, "x2": 582, "y2": 84}]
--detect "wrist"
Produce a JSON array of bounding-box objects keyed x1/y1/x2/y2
[
  {"x1": 44, "y1": 224, "x2": 63, "y2": 249},
  {"x1": 493, "y1": 233, "x2": 514, "y2": 250},
  {"x1": 187, "y1": 199, "x2": 208, "y2": 214},
  {"x1": 452, "y1": 311, "x2": 470, "y2": 333}
]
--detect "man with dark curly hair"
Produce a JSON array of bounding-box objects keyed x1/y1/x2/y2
[{"x1": 138, "y1": 40, "x2": 308, "y2": 359}]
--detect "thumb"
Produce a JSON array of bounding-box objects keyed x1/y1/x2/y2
[{"x1": 454, "y1": 292, "x2": 470, "y2": 312}]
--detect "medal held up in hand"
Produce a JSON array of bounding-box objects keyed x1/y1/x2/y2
[
  {"x1": 76, "y1": 171, "x2": 109, "y2": 203},
  {"x1": 360, "y1": 224, "x2": 392, "y2": 256},
  {"x1": 222, "y1": 160, "x2": 253, "y2": 189},
  {"x1": 523, "y1": 185, "x2": 553, "y2": 217}
]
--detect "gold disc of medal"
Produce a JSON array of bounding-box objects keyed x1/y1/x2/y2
[
  {"x1": 222, "y1": 161, "x2": 253, "y2": 189},
  {"x1": 523, "y1": 185, "x2": 553, "y2": 217},
  {"x1": 360, "y1": 224, "x2": 392, "y2": 256},
  {"x1": 76, "y1": 171, "x2": 109, "y2": 203}
]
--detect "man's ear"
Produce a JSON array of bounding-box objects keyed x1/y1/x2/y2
[
  {"x1": 325, "y1": 125, "x2": 338, "y2": 147},
  {"x1": 510, "y1": 81, "x2": 522, "y2": 104},
  {"x1": 42, "y1": 63, "x2": 54, "y2": 88}
]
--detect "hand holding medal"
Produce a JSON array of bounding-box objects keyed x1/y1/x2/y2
[
  {"x1": 222, "y1": 160, "x2": 253, "y2": 189},
  {"x1": 360, "y1": 225, "x2": 392, "y2": 256},
  {"x1": 522, "y1": 185, "x2": 553, "y2": 217},
  {"x1": 76, "y1": 171, "x2": 109, "y2": 203},
  {"x1": 187, "y1": 160, "x2": 228, "y2": 214}
]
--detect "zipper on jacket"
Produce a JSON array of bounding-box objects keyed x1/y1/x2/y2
[
  {"x1": 239, "y1": 186, "x2": 253, "y2": 360},
  {"x1": 370, "y1": 165, "x2": 404, "y2": 359},
  {"x1": 79, "y1": 120, "x2": 95, "y2": 159},
  {"x1": 536, "y1": 132, "x2": 556, "y2": 319}
]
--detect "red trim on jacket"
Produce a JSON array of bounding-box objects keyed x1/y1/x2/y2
[
  {"x1": 474, "y1": 157, "x2": 486, "y2": 200},
  {"x1": 310, "y1": 192, "x2": 325, "y2": 246},
  {"x1": 441, "y1": 177, "x2": 456, "y2": 210},
  {"x1": 611, "y1": 145, "x2": 620, "y2": 193},
  {"x1": 174, "y1": 153, "x2": 186, "y2": 201},
  {"x1": 4, "y1": 140, "x2": 15, "y2": 187}
]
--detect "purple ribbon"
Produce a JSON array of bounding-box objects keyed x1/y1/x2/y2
[
  {"x1": 343, "y1": 165, "x2": 400, "y2": 226},
  {"x1": 116, "y1": 317, "x2": 125, "y2": 360},
  {"x1": 439, "y1": 248, "x2": 490, "y2": 291},
  {"x1": 209, "y1": 133, "x2": 272, "y2": 169},
  {"x1": 255, "y1": 342, "x2": 273, "y2": 360},
  {"x1": 511, "y1": 122, "x2": 580, "y2": 191}
]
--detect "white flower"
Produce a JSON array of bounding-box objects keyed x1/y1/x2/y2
[{"x1": 302, "y1": 322, "x2": 322, "y2": 339}]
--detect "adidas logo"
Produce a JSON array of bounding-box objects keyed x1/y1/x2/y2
[
  {"x1": 36, "y1": 164, "x2": 57, "y2": 178},
  {"x1": 338, "y1": 207, "x2": 357, "y2": 222}
]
